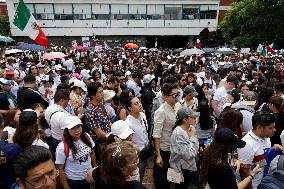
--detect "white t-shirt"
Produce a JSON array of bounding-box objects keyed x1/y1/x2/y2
[
  {"x1": 212, "y1": 86, "x2": 228, "y2": 116},
  {"x1": 55, "y1": 137, "x2": 95, "y2": 180},
  {"x1": 237, "y1": 131, "x2": 271, "y2": 188},
  {"x1": 14, "y1": 69, "x2": 26, "y2": 87}
]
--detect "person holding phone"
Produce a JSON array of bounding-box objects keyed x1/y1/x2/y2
[
  {"x1": 238, "y1": 111, "x2": 283, "y2": 189},
  {"x1": 200, "y1": 128, "x2": 262, "y2": 189}
]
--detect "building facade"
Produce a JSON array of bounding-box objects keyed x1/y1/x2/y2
[
  {"x1": 0, "y1": 1, "x2": 8, "y2": 16},
  {"x1": 6, "y1": 0, "x2": 234, "y2": 47}
]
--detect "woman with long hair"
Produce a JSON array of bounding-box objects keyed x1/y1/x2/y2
[
  {"x1": 13, "y1": 109, "x2": 49, "y2": 149},
  {"x1": 255, "y1": 85, "x2": 274, "y2": 112},
  {"x1": 87, "y1": 141, "x2": 147, "y2": 189},
  {"x1": 218, "y1": 109, "x2": 244, "y2": 139},
  {"x1": 117, "y1": 89, "x2": 133, "y2": 120},
  {"x1": 268, "y1": 96, "x2": 284, "y2": 145},
  {"x1": 3, "y1": 108, "x2": 21, "y2": 129},
  {"x1": 56, "y1": 116, "x2": 96, "y2": 189},
  {"x1": 200, "y1": 128, "x2": 261, "y2": 189},
  {"x1": 195, "y1": 100, "x2": 216, "y2": 146}
]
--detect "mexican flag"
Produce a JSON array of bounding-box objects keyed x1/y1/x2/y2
[
  {"x1": 194, "y1": 38, "x2": 202, "y2": 49},
  {"x1": 261, "y1": 44, "x2": 267, "y2": 57},
  {"x1": 267, "y1": 43, "x2": 276, "y2": 54},
  {"x1": 13, "y1": 0, "x2": 48, "y2": 47}
]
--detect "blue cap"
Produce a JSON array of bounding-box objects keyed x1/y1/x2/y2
[{"x1": 0, "y1": 78, "x2": 13, "y2": 85}]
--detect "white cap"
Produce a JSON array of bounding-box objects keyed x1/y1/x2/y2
[
  {"x1": 72, "y1": 79, "x2": 87, "y2": 92},
  {"x1": 103, "y1": 90, "x2": 116, "y2": 101},
  {"x1": 218, "y1": 62, "x2": 225, "y2": 66},
  {"x1": 143, "y1": 74, "x2": 155, "y2": 84},
  {"x1": 125, "y1": 71, "x2": 131, "y2": 77},
  {"x1": 111, "y1": 120, "x2": 135, "y2": 139},
  {"x1": 64, "y1": 116, "x2": 82, "y2": 129}
]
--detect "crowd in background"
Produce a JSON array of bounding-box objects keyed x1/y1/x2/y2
[{"x1": 0, "y1": 46, "x2": 284, "y2": 189}]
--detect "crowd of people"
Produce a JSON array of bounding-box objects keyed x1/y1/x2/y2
[{"x1": 0, "y1": 46, "x2": 284, "y2": 189}]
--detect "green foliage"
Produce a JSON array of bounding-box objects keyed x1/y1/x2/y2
[
  {"x1": 218, "y1": 0, "x2": 284, "y2": 47},
  {"x1": 0, "y1": 16, "x2": 10, "y2": 36}
]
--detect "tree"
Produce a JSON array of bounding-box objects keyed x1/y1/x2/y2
[
  {"x1": 218, "y1": 0, "x2": 284, "y2": 47},
  {"x1": 0, "y1": 16, "x2": 10, "y2": 36}
]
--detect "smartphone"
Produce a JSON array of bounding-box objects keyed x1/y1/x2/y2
[{"x1": 251, "y1": 159, "x2": 267, "y2": 170}]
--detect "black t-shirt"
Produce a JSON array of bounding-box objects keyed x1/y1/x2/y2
[
  {"x1": 92, "y1": 167, "x2": 147, "y2": 189},
  {"x1": 0, "y1": 93, "x2": 9, "y2": 110},
  {"x1": 17, "y1": 87, "x2": 49, "y2": 111},
  {"x1": 207, "y1": 161, "x2": 238, "y2": 189}
]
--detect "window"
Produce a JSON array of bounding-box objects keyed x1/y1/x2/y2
[
  {"x1": 147, "y1": 4, "x2": 164, "y2": 20},
  {"x1": 92, "y1": 4, "x2": 111, "y2": 20},
  {"x1": 73, "y1": 4, "x2": 91, "y2": 20},
  {"x1": 199, "y1": 5, "x2": 218, "y2": 19},
  {"x1": 111, "y1": 4, "x2": 128, "y2": 20},
  {"x1": 129, "y1": 5, "x2": 146, "y2": 20},
  {"x1": 183, "y1": 5, "x2": 199, "y2": 19},
  {"x1": 165, "y1": 5, "x2": 182, "y2": 20},
  {"x1": 34, "y1": 4, "x2": 54, "y2": 20},
  {"x1": 54, "y1": 4, "x2": 73, "y2": 20}
]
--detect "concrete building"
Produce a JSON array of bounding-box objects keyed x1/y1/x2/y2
[
  {"x1": 6, "y1": 0, "x2": 237, "y2": 47},
  {"x1": 0, "y1": 0, "x2": 8, "y2": 16}
]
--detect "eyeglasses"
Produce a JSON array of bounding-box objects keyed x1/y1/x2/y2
[
  {"x1": 168, "y1": 92, "x2": 180, "y2": 99},
  {"x1": 25, "y1": 169, "x2": 59, "y2": 188}
]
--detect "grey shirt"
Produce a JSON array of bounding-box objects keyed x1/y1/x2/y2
[{"x1": 169, "y1": 126, "x2": 199, "y2": 172}]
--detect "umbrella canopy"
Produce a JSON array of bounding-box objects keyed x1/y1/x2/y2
[
  {"x1": 125, "y1": 43, "x2": 139, "y2": 49},
  {"x1": 180, "y1": 48, "x2": 205, "y2": 56},
  {"x1": 42, "y1": 52, "x2": 66, "y2": 60},
  {"x1": 215, "y1": 48, "x2": 236, "y2": 55},
  {"x1": 0, "y1": 36, "x2": 15, "y2": 43},
  {"x1": 71, "y1": 46, "x2": 89, "y2": 50},
  {"x1": 17, "y1": 43, "x2": 46, "y2": 51},
  {"x1": 202, "y1": 48, "x2": 215, "y2": 53},
  {"x1": 4, "y1": 49, "x2": 23, "y2": 55}
]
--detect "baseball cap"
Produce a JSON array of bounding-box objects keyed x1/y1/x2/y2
[
  {"x1": 71, "y1": 73, "x2": 82, "y2": 79},
  {"x1": 0, "y1": 78, "x2": 13, "y2": 85},
  {"x1": 19, "y1": 109, "x2": 38, "y2": 126},
  {"x1": 143, "y1": 74, "x2": 155, "y2": 84},
  {"x1": 125, "y1": 71, "x2": 131, "y2": 77},
  {"x1": 242, "y1": 91, "x2": 257, "y2": 106},
  {"x1": 183, "y1": 85, "x2": 198, "y2": 97},
  {"x1": 36, "y1": 63, "x2": 45, "y2": 68},
  {"x1": 64, "y1": 116, "x2": 82, "y2": 129},
  {"x1": 111, "y1": 120, "x2": 135, "y2": 139},
  {"x1": 103, "y1": 90, "x2": 116, "y2": 101},
  {"x1": 214, "y1": 128, "x2": 246, "y2": 148},
  {"x1": 176, "y1": 107, "x2": 200, "y2": 122},
  {"x1": 205, "y1": 65, "x2": 216, "y2": 74},
  {"x1": 5, "y1": 69, "x2": 14, "y2": 75},
  {"x1": 72, "y1": 79, "x2": 87, "y2": 92}
]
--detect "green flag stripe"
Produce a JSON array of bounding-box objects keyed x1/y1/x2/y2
[{"x1": 13, "y1": 0, "x2": 31, "y2": 31}]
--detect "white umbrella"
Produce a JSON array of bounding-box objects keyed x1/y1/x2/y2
[
  {"x1": 215, "y1": 48, "x2": 235, "y2": 55},
  {"x1": 180, "y1": 48, "x2": 205, "y2": 56},
  {"x1": 5, "y1": 49, "x2": 23, "y2": 55}
]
